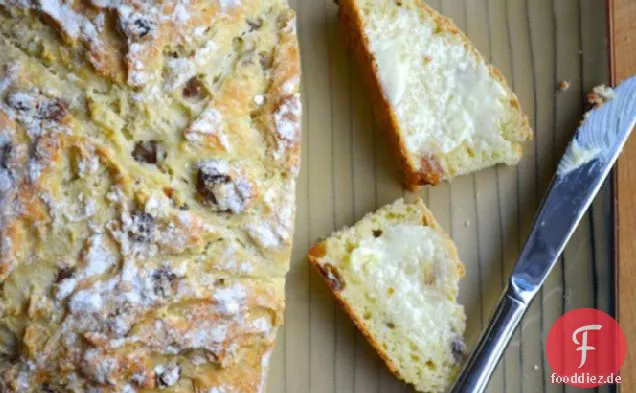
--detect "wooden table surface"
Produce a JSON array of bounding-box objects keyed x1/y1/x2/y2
[{"x1": 613, "y1": 0, "x2": 636, "y2": 390}]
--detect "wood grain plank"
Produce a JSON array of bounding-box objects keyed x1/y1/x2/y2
[
  {"x1": 612, "y1": 0, "x2": 636, "y2": 390},
  {"x1": 561, "y1": 8, "x2": 598, "y2": 393},
  {"x1": 305, "y1": 0, "x2": 337, "y2": 391},
  {"x1": 284, "y1": 1, "x2": 311, "y2": 392},
  {"x1": 507, "y1": 2, "x2": 539, "y2": 392},
  {"x1": 579, "y1": 3, "x2": 613, "y2": 393},
  {"x1": 467, "y1": 0, "x2": 507, "y2": 389},
  {"x1": 324, "y1": 2, "x2": 358, "y2": 393},
  {"x1": 272, "y1": 1, "x2": 611, "y2": 392},
  {"x1": 542, "y1": 2, "x2": 577, "y2": 391},
  {"x1": 524, "y1": 2, "x2": 555, "y2": 391},
  {"x1": 487, "y1": 0, "x2": 523, "y2": 390},
  {"x1": 348, "y1": 10, "x2": 381, "y2": 393}
]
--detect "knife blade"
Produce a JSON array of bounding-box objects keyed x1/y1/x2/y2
[
  {"x1": 511, "y1": 78, "x2": 636, "y2": 303},
  {"x1": 450, "y1": 75, "x2": 636, "y2": 393}
]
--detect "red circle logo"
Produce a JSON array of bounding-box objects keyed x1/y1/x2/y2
[{"x1": 546, "y1": 308, "x2": 626, "y2": 388}]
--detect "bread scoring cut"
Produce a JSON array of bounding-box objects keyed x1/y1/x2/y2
[
  {"x1": 309, "y1": 198, "x2": 467, "y2": 393},
  {"x1": 0, "y1": 1, "x2": 300, "y2": 392},
  {"x1": 339, "y1": 0, "x2": 533, "y2": 186}
]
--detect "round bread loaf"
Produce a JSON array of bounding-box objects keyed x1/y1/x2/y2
[{"x1": 0, "y1": 1, "x2": 300, "y2": 392}]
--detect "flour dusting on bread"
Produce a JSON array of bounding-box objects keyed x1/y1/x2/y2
[{"x1": 0, "y1": 0, "x2": 300, "y2": 391}]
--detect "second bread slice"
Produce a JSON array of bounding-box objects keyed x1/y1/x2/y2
[
  {"x1": 339, "y1": 0, "x2": 533, "y2": 186},
  {"x1": 309, "y1": 198, "x2": 467, "y2": 393}
]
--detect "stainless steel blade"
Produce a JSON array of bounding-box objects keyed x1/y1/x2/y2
[
  {"x1": 510, "y1": 77, "x2": 636, "y2": 304},
  {"x1": 450, "y1": 75, "x2": 636, "y2": 393}
]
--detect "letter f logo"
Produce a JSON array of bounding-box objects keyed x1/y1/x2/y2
[{"x1": 572, "y1": 324, "x2": 602, "y2": 368}]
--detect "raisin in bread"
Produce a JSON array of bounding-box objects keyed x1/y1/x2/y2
[
  {"x1": 309, "y1": 198, "x2": 467, "y2": 393},
  {"x1": 339, "y1": 0, "x2": 533, "y2": 186},
  {"x1": 0, "y1": 1, "x2": 300, "y2": 392}
]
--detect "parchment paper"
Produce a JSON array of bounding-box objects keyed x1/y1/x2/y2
[{"x1": 268, "y1": 1, "x2": 614, "y2": 392}]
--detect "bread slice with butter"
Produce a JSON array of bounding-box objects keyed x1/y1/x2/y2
[
  {"x1": 339, "y1": 0, "x2": 533, "y2": 186},
  {"x1": 308, "y1": 198, "x2": 467, "y2": 393}
]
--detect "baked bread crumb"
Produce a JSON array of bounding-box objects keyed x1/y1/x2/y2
[
  {"x1": 587, "y1": 85, "x2": 616, "y2": 107},
  {"x1": 558, "y1": 80, "x2": 571, "y2": 92},
  {"x1": 309, "y1": 198, "x2": 467, "y2": 393},
  {"x1": 0, "y1": 1, "x2": 300, "y2": 391},
  {"x1": 338, "y1": 0, "x2": 533, "y2": 187}
]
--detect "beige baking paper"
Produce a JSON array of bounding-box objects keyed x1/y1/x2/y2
[{"x1": 267, "y1": 1, "x2": 614, "y2": 392}]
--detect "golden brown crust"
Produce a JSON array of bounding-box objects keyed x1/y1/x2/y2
[
  {"x1": 487, "y1": 66, "x2": 533, "y2": 142},
  {"x1": 0, "y1": 1, "x2": 301, "y2": 392},
  {"x1": 338, "y1": 0, "x2": 533, "y2": 188},
  {"x1": 307, "y1": 198, "x2": 464, "y2": 388},
  {"x1": 308, "y1": 250, "x2": 408, "y2": 382},
  {"x1": 338, "y1": 0, "x2": 434, "y2": 188}
]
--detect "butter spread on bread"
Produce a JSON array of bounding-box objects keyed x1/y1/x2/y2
[
  {"x1": 338, "y1": 0, "x2": 533, "y2": 186},
  {"x1": 309, "y1": 198, "x2": 467, "y2": 393}
]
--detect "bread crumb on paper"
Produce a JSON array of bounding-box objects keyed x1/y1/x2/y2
[
  {"x1": 587, "y1": 85, "x2": 616, "y2": 108},
  {"x1": 558, "y1": 80, "x2": 570, "y2": 92}
]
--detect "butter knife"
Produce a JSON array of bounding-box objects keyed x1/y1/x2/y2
[{"x1": 449, "y1": 75, "x2": 636, "y2": 393}]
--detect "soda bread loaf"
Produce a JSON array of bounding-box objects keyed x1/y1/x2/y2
[
  {"x1": 339, "y1": 0, "x2": 533, "y2": 187},
  {"x1": 308, "y1": 198, "x2": 467, "y2": 393},
  {"x1": 0, "y1": 1, "x2": 300, "y2": 392}
]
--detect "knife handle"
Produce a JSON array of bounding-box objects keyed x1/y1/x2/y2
[{"x1": 449, "y1": 289, "x2": 528, "y2": 393}]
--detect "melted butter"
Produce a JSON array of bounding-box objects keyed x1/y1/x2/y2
[
  {"x1": 349, "y1": 224, "x2": 462, "y2": 349},
  {"x1": 556, "y1": 140, "x2": 601, "y2": 176},
  {"x1": 366, "y1": 7, "x2": 510, "y2": 156},
  {"x1": 557, "y1": 81, "x2": 636, "y2": 176},
  {"x1": 351, "y1": 224, "x2": 441, "y2": 277},
  {"x1": 373, "y1": 40, "x2": 409, "y2": 105}
]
